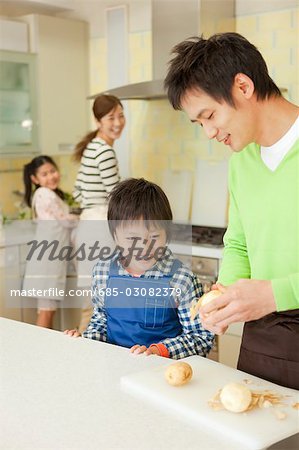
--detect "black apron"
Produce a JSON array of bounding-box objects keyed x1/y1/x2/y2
[{"x1": 237, "y1": 309, "x2": 299, "y2": 390}]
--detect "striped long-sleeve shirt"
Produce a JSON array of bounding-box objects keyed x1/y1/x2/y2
[{"x1": 73, "y1": 138, "x2": 120, "y2": 209}]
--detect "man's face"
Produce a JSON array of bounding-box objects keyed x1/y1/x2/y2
[
  {"x1": 114, "y1": 221, "x2": 167, "y2": 274},
  {"x1": 181, "y1": 86, "x2": 256, "y2": 152}
]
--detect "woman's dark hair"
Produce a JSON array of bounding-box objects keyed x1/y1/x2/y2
[
  {"x1": 23, "y1": 155, "x2": 64, "y2": 207},
  {"x1": 107, "y1": 178, "x2": 173, "y2": 240},
  {"x1": 73, "y1": 94, "x2": 123, "y2": 161},
  {"x1": 164, "y1": 32, "x2": 281, "y2": 109}
]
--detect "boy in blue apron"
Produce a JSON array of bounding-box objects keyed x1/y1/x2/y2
[{"x1": 65, "y1": 178, "x2": 213, "y2": 359}]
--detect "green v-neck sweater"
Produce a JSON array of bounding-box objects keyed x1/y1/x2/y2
[{"x1": 218, "y1": 139, "x2": 299, "y2": 311}]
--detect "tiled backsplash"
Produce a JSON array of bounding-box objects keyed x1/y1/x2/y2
[{"x1": 236, "y1": 8, "x2": 298, "y2": 104}]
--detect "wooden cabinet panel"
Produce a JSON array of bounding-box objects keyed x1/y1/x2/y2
[
  {"x1": 20, "y1": 14, "x2": 89, "y2": 154},
  {"x1": 218, "y1": 334, "x2": 242, "y2": 368},
  {"x1": 0, "y1": 246, "x2": 22, "y2": 320}
]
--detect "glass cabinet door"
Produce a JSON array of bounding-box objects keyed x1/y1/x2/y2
[{"x1": 0, "y1": 50, "x2": 38, "y2": 154}]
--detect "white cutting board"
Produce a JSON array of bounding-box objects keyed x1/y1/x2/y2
[{"x1": 121, "y1": 356, "x2": 299, "y2": 450}]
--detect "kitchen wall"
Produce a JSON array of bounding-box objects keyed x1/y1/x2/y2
[
  {"x1": 89, "y1": 6, "x2": 233, "y2": 188},
  {"x1": 89, "y1": 2, "x2": 298, "y2": 190},
  {"x1": 129, "y1": 4, "x2": 298, "y2": 186},
  {"x1": 1, "y1": 1, "x2": 298, "y2": 218},
  {"x1": 236, "y1": 7, "x2": 298, "y2": 104}
]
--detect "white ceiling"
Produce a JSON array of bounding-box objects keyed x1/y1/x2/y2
[
  {"x1": 1, "y1": 0, "x2": 298, "y2": 37},
  {"x1": 236, "y1": 0, "x2": 298, "y2": 15},
  {"x1": 0, "y1": 1, "x2": 119, "y2": 37}
]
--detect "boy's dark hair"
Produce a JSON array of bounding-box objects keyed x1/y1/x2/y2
[
  {"x1": 164, "y1": 32, "x2": 281, "y2": 109},
  {"x1": 107, "y1": 178, "x2": 173, "y2": 240}
]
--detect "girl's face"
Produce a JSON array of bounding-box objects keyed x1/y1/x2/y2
[
  {"x1": 97, "y1": 104, "x2": 126, "y2": 146},
  {"x1": 30, "y1": 162, "x2": 60, "y2": 190}
]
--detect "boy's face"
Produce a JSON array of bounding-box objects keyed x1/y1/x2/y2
[
  {"x1": 114, "y1": 220, "x2": 167, "y2": 274},
  {"x1": 181, "y1": 82, "x2": 256, "y2": 152}
]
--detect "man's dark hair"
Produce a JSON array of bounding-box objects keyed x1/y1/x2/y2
[
  {"x1": 164, "y1": 32, "x2": 281, "y2": 109},
  {"x1": 107, "y1": 178, "x2": 173, "y2": 240}
]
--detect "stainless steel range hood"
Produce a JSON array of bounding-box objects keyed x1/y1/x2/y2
[
  {"x1": 88, "y1": 0, "x2": 235, "y2": 101},
  {"x1": 87, "y1": 79, "x2": 166, "y2": 100}
]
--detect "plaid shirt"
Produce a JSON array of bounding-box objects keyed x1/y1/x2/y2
[{"x1": 83, "y1": 248, "x2": 214, "y2": 359}]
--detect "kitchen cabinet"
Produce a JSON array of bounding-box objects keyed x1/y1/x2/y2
[
  {"x1": 0, "y1": 50, "x2": 38, "y2": 154},
  {"x1": 218, "y1": 322, "x2": 243, "y2": 368},
  {"x1": 0, "y1": 18, "x2": 28, "y2": 52},
  {"x1": 0, "y1": 222, "x2": 81, "y2": 330},
  {"x1": 0, "y1": 242, "x2": 40, "y2": 324},
  {"x1": 218, "y1": 332, "x2": 242, "y2": 368},
  {"x1": 19, "y1": 14, "x2": 89, "y2": 154},
  {"x1": 0, "y1": 245, "x2": 22, "y2": 320}
]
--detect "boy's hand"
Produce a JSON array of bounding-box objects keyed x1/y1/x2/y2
[
  {"x1": 130, "y1": 344, "x2": 160, "y2": 356},
  {"x1": 64, "y1": 329, "x2": 81, "y2": 338}
]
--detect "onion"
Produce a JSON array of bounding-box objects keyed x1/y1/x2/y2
[
  {"x1": 201, "y1": 289, "x2": 222, "y2": 306},
  {"x1": 220, "y1": 383, "x2": 252, "y2": 413},
  {"x1": 190, "y1": 289, "x2": 222, "y2": 320},
  {"x1": 165, "y1": 362, "x2": 193, "y2": 386}
]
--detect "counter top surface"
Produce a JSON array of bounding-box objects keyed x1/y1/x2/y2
[
  {"x1": 0, "y1": 318, "x2": 241, "y2": 450},
  {"x1": 170, "y1": 242, "x2": 223, "y2": 259}
]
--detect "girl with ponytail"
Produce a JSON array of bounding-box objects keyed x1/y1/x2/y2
[{"x1": 22, "y1": 155, "x2": 78, "y2": 329}]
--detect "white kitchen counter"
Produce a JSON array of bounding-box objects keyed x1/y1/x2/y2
[
  {"x1": 170, "y1": 242, "x2": 223, "y2": 259},
  {"x1": 0, "y1": 318, "x2": 242, "y2": 450}
]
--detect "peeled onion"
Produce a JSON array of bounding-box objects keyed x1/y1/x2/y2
[{"x1": 220, "y1": 383, "x2": 252, "y2": 413}]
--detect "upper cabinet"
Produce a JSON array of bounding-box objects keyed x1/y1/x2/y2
[
  {"x1": 0, "y1": 50, "x2": 38, "y2": 154},
  {"x1": 1, "y1": 14, "x2": 89, "y2": 155}
]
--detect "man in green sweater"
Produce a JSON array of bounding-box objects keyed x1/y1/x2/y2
[{"x1": 164, "y1": 32, "x2": 299, "y2": 389}]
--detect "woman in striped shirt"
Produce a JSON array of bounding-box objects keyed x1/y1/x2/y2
[
  {"x1": 73, "y1": 94, "x2": 125, "y2": 211},
  {"x1": 73, "y1": 95, "x2": 126, "y2": 332}
]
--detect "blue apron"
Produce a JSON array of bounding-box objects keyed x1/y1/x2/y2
[{"x1": 105, "y1": 259, "x2": 183, "y2": 348}]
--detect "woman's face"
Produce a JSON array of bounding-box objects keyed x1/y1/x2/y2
[{"x1": 97, "y1": 104, "x2": 126, "y2": 146}]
